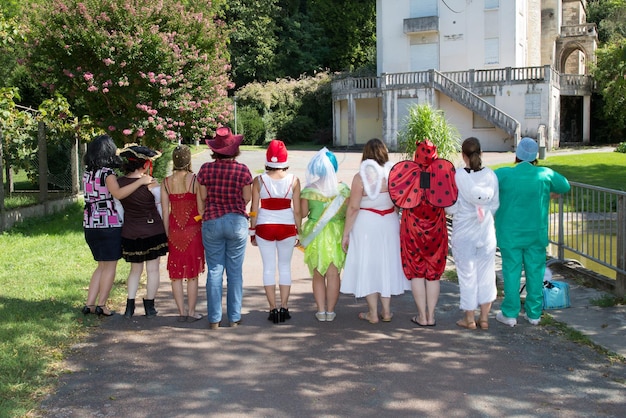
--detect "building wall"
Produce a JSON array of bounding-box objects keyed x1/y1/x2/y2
[
  {"x1": 339, "y1": 1, "x2": 581, "y2": 151},
  {"x1": 356, "y1": 98, "x2": 384, "y2": 145},
  {"x1": 377, "y1": 0, "x2": 542, "y2": 75},
  {"x1": 541, "y1": 0, "x2": 561, "y2": 66}
]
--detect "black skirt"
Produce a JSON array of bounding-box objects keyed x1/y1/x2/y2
[
  {"x1": 85, "y1": 227, "x2": 122, "y2": 261},
  {"x1": 122, "y1": 233, "x2": 168, "y2": 263}
]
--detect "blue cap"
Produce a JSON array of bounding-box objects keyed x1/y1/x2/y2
[{"x1": 516, "y1": 137, "x2": 538, "y2": 162}]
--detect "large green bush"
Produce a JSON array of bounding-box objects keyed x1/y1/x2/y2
[
  {"x1": 235, "y1": 106, "x2": 265, "y2": 145},
  {"x1": 26, "y1": 0, "x2": 231, "y2": 147},
  {"x1": 235, "y1": 72, "x2": 332, "y2": 144},
  {"x1": 398, "y1": 104, "x2": 461, "y2": 161}
]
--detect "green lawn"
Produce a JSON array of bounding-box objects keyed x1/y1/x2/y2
[
  {"x1": 0, "y1": 203, "x2": 130, "y2": 417},
  {"x1": 489, "y1": 152, "x2": 626, "y2": 191}
]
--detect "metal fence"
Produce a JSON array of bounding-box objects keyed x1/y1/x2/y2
[{"x1": 549, "y1": 182, "x2": 626, "y2": 295}]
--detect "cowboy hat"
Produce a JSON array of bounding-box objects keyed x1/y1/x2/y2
[{"x1": 206, "y1": 127, "x2": 244, "y2": 157}]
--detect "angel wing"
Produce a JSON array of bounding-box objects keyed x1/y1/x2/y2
[{"x1": 360, "y1": 159, "x2": 385, "y2": 199}]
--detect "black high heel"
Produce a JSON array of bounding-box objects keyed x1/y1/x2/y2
[
  {"x1": 268, "y1": 308, "x2": 279, "y2": 323},
  {"x1": 95, "y1": 306, "x2": 114, "y2": 317},
  {"x1": 81, "y1": 305, "x2": 94, "y2": 315},
  {"x1": 279, "y1": 307, "x2": 291, "y2": 322}
]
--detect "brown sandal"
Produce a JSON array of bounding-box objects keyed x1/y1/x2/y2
[
  {"x1": 456, "y1": 318, "x2": 477, "y2": 330},
  {"x1": 478, "y1": 320, "x2": 489, "y2": 330}
]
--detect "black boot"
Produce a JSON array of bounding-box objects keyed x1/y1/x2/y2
[
  {"x1": 124, "y1": 299, "x2": 135, "y2": 319},
  {"x1": 143, "y1": 298, "x2": 158, "y2": 317}
]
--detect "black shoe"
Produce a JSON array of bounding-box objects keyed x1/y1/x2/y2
[
  {"x1": 95, "y1": 306, "x2": 114, "y2": 317},
  {"x1": 268, "y1": 308, "x2": 278, "y2": 323},
  {"x1": 81, "y1": 305, "x2": 94, "y2": 315},
  {"x1": 279, "y1": 307, "x2": 290, "y2": 322}
]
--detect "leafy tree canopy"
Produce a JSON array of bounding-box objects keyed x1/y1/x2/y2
[
  {"x1": 588, "y1": 0, "x2": 626, "y2": 137},
  {"x1": 223, "y1": 0, "x2": 375, "y2": 87},
  {"x1": 26, "y1": 0, "x2": 232, "y2": 147}
]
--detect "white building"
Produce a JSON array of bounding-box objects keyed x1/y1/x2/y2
[{"x1": 331, "y1": 0, "x2": 597, "y2": 152}]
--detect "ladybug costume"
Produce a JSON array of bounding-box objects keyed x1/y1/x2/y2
[{"x1": 388, "y1": 140, "x2": 457, "y2": 280}]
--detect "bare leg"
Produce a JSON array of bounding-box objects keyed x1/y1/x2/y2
[
  {"x1": 479, "y1": 302, "x2": 492, "y2": 328},
  {"x1": 86, "y1": 260, "x2": 118, "y2": 309},
  {"x1": 312, "y1": 269, "x2": 326, "y2": 313},
  {"x1": 380, "y1": 296, "x2": 392, "y2": 320},
  {"x1": 127, "y1": 262, "x2": 144, "y2": 299},
  {"x1": 364, "y1": 293, "x2": 380, "y2": 323},
  {"x1": 325, "y1": 264, "x2": 340, "y2": 314},
  {"x1": 96, "y1": 261, "x2": 118, "y2": 306},
  {"x1": 187, "y1": 278, "x2": 200, "y2": 318},
  {"x1": 171, "y1": 279, "x2": 185, "y2": 316},
  {"x1": 145, "y1": 258, "x2": 161, "y2": 299},
  {"x1": 411, "y1": 278, "x2": 428, "y2": 325},
  {"x1": 264, "y1": 285, "x2": 277, "y2": 310},
  {"x1": 279, "y1": 284, "x2": 290, "y2": 309},
  {"x1": 425, "y1": 280, "x2": 440, "y2": 325}
]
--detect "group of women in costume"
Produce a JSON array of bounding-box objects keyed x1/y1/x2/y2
[{"x1": 85, "y1": 129, "x2": 557, "y2": 331}]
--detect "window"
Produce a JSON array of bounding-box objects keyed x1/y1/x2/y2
[
  {"x1": 525, "y1": 93, "x2": 541, "y2": 117},
  {"x1": 484, "y1": 38, "x2": 499, "y2": 65},
  {"x1": 485, "y1": 0, "x2": 499, "y2": 10},
  {"x1": 410, "y1": 0, "x2": 437, "y2": 18}
]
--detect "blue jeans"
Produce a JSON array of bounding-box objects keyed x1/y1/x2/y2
[{"x1": 202, "y1": 213, "x2": 248, "y2": 323}]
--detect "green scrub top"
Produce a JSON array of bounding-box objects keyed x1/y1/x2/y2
[{"x1": 495, "y1": 162, "x2": 570, "y2": 248}]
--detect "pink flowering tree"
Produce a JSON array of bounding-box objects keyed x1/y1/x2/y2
[{"x1": 25, "y1": 0, "x2": 233, "y2": 147}]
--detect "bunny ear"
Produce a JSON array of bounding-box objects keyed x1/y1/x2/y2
[
  {"x1": 424, "y1": 159, "x2": 458, "y2": 208},
  {"x1": 388, "y1": 160, "x2": 424, "y2": 209}
]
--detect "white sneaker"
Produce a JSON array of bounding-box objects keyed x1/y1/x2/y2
[
  {"x1": 325, "y1": 312, "x2": 337, "y2": 322},
  {"x1": 315, "y1": 312, "x2": 327, "y2": 322},
  {"x1": 496, "y1": 312, "x2": 517, "y2": 327},
  {"x1": 523, "y1": 313, "x2": 540, "y2": 325}
]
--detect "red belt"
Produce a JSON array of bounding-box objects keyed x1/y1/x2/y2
[
  {"x1": 360, "y1": 207, "x2": 395, "y2": 216},
  {"x1": 261, "y1": 198, "x2": 291, "y2": 210}
]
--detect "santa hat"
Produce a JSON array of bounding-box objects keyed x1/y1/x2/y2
[{"x1": 266, "y1": 139, "x2": 289, "y2": 168}]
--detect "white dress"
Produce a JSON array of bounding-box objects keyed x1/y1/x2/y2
[{"x1": 341, "y1": 161, "x2": 409, "y2": 298}]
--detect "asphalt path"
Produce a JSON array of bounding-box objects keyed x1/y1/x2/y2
[{"x1": 39, "y1": 145, "x2": 625, "y2": 417}]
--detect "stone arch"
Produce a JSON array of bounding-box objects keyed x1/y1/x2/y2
[{"x1": 555, "y1": 37, "x2": 597, "y2": 75}]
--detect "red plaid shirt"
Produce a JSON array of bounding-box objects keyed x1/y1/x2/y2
[{"x1": 197, "y1": 159, "x2": 252, "y2": 220}]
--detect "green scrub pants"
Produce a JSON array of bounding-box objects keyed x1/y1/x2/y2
[{"x1": 500, "y1": 245, "x2": 546, "y2": 320}]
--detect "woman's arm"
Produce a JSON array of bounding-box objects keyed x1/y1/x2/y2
[
  {"x1": 194, "y1": 176, "x2": 205, "y2": 221},
  {"x1": 249, "y1": 177, "x2": 260, "y2": 230},
  {"x1": 160, "y1": 177, "x2": 170, "y2": 234},
  {"x1": 300, "y1": 197, "x2": 309, "y2": 221},
  {"x1": 292, "y1": 177, "x2": 302, "y2": 234},
  {"x1": 341, "y1": 173, "x2": 363, "y2": 252},
  {"x1": 105, "y1": 173, "x2": 152, "y2": 200}
]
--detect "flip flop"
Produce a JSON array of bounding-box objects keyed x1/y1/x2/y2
[
  {"x1": 358, "y1": 312, "x2": 378, "y2": 324},
  {"x1": 411, "y1": 316, "x2": 429, "y2": 327},
  {"x1": 187, "y1": 314, "x2": 204, "y2": 322},
  {"x1": 177, "y1": 315, "x2": 187, "y2": 322},
  {"x1": 456, "y1": 318, "x2": 477, "y2": 329}
]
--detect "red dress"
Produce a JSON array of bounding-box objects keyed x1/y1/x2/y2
[{"x1": 165, "y1": 176, "x2": 205, "y2": 279}]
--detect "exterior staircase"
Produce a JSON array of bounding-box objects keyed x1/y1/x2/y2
[{"x1": 430, "y1": 70, "x2": 521, "y2": 141}]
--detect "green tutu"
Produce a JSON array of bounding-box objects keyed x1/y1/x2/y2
[{"x1": 301, "y1": 184, "x2": 350, "y2": 276}]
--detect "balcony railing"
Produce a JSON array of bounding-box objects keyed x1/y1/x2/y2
[{"x1": 560, "y1": 24, "x2": 597, "y2": 38}]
